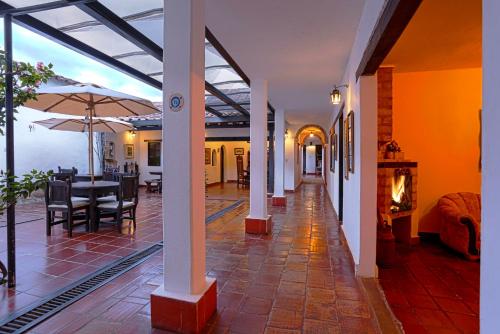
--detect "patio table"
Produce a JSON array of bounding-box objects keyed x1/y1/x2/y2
[{"x1": 72, "y1": 181, "x2": 119, "y2": 231}]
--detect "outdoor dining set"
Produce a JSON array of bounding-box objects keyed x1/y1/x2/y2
[{"x1": 45, "y1": 167, "x2": 140, "y2": 237}]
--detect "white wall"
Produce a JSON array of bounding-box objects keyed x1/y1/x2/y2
[
  {"x1": 0, "y1": 107, "x2": 97, "y2": 176},
  {"x1": 481, "y1": 0, "x2": 499, "y2": 332},
  {"x1": 110, "y1": 128, "x2": 252, "y2": 186},
  {"x1": 204, "y1": 141, "x2": 250, "y2": 184},
  {"x1": 305, "y1": 145, "x2": 316, "y2": 174},
  {"x1": 325, "y1": 0, "x2": 386, "y2": 277}
]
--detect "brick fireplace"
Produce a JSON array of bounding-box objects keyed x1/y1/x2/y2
[
  {"x1": 377, "y1": 67, "x2": 419, "y2": 244},
  {"x1": 377, "y1": 161, "x2": 418, "y2": 243}
]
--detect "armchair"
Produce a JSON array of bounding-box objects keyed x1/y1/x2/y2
[{"x1": 438, "y1": 192, "x2": 481, "y2": 260}]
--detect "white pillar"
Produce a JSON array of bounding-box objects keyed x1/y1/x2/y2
[
  {"x1": 358, "y1": 75, "x2": 378, "y2": 277},
  {"x1": 481, "y1": 1, "x2": 500, "y2": 332},
  {"x1": 151, "y1": 0, "x2": 216, "y2": 332},
  {"x1": 245, "y1": 79, "x2": 272, "y2": 233},
  {"x1": 272, "y1": 109, "x2": 286, "y2": 206}
]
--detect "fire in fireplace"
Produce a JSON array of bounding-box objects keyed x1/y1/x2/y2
[{"x1": 391, "y1": 168, "x2": 412, "y2": 213}]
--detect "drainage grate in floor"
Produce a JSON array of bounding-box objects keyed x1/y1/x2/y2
[
  {"x1": 206, "y1": 199, "x2": 244, "y2": 224},
  {"x1": 0, "y1": 243, "x2": 162, "y2": 334}
]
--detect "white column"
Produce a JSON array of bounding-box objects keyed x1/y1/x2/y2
[
  {"x1": 358, "y1": 75, "x2": 378, "y2": 277},
  {"x1": 273, "y1": 109, "x2": 285, "y2": 198},
  {"x1": 482, "y1": 1, "x2": 500, "y2": 332},
  {"x1": 162, "y1": 0, "x2": 206, "y2": 295},
  {"x1": 249, "y1": 79, "x2": 268, "y2": 219}
]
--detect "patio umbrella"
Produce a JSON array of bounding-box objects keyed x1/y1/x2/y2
[
  {"x1": 24, "y1": 83, "x2": 158, "y2": 182},
  {"x1": 34, "y1": 117, "x2": 134, "y2": 181}
]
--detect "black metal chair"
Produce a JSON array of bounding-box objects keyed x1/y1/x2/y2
[
  {"x1": 96, "y1": 175, "x2": 139, "y2": 232},
  {"x1": 45, "y1": 179, "x2": 90, "y2": 238}
]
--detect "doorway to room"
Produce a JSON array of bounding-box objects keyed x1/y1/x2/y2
[{"x1": 220, "y1": 145, "x2": 226, "y2": 186}]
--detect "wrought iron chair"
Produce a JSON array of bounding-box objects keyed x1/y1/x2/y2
[
  {"x1": 45, "y1": 179, "x2": 90, "y2": 237},
  {"x1": 96, "y1": 175, "x2": 139, "y2": 232}
]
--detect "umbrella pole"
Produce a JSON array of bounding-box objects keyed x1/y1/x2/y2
[{"x1": 89, "y1": 106, "x2": 95, "y2": 184}]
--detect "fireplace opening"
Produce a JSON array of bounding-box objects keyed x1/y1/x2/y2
[{"x1": 391, "y1": 168, "x2": 412, "y2": 213}]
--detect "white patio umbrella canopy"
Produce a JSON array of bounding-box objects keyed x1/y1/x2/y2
[
  {"x1": 25, "y1": 83, "x2": 158, "y2": 182},
  {"x1": 34, "y1": 117, "x2": 133, "y2": 133}
]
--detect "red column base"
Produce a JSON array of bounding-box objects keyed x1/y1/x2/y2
[
  {"x1": 245, "y1": 215, "x2": 272, "y2": 234},
  {"x1": 272, "y1": 196, "x2": 287, "y2": 207},
  {"x1": 151, "y1": 278, "x2": 217, "y2": 333}
]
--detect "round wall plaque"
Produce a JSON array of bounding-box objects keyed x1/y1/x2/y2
[{"x1": 169, "y1": 93, "x2": 184, "y2": 112}]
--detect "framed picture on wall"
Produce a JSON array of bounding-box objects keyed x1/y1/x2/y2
[
  {"x1": 205, "y1": 148, "x2": 211, "y2": 165},
  {"x1": 330, "y1": 130, "x2": 334, "y2": 172},
  {"x1": 124, "y1": 144, "x2": 134, "y2": 159},
  {"x1": 234, "y1": 148, "x2": 244, "y2": 155},
  {"x1": 105, "y1": 141, "x2": 115, "y2": 159},
  {"x1": 344, "y1": 111, "x2": 355, "y2": 179}
]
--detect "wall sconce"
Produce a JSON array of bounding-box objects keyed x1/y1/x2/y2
[
  {"x1": 285, "y1": 129, "x2": 289, "y2": 138},
  {"x1": 330, "y1": 84, "x2": 349, "y2": 105},
  {"x1": 129, "y1": 130, "x2": 136, "y2": 138}
]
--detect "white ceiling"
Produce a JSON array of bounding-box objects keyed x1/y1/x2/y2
[{"x1": 206, "y1": 0, "x2": 366, "y2": 125}]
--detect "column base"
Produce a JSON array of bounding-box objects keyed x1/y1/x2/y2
[
  {"x1": 151, "y1": 277, "x2": 217, "y2": 333},
  {"x1": 245, "y1": 215, "x2": 272, "y2": 234},
  {"x1": 272, "y1": 196, "x2": 287, "y2": 207}
]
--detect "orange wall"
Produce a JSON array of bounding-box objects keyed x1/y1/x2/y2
[{"x1": 393, "y1": 68, "x2": 482, "y2": 233}]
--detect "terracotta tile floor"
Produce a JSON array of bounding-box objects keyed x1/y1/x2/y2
[
  {"x1": 379, "y1": 240, "x2": 479, "y2": 334},
  {"x1": 1, "y1": 181, "x2": 378, "y2": 333},
  {"x1": 16, "y1": 180, "x2": 380, "y2": 333},
  {"x1": 0, "y1": 187, "x2": 241, "y2": 319}
]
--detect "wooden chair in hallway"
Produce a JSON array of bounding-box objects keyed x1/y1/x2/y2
[{"x1": 236, "y1": 155, "x2": 249, "y2": 188}]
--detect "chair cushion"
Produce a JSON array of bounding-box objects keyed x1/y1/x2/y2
[
  {"x1": 96, "y1": 195, "x2": 117, "y2": 202},
  {"x1": 71, "y1": 196, "x2": 89, "y2": 202},
  {"x1": 98, "y1": 200, "x2": 134, "y2": 210},
  {"x1": 48, "y1": 200, "x2": 89, "y2": 210}
]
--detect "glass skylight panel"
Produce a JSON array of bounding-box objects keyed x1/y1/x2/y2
[
  {"x1": 118, "y1": 54, "x2": 162, "y2": 77},
  {"x1": 3, "y1": 1, "x2": 258, "y2": 120},
  {"x1": 99, "y1": 0, "x2": 163, "y2": 19},
  {"x1": 28, "y1": 6, "x2": 94, "y2": 29}
]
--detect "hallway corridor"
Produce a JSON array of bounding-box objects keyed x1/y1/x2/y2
[{"x1": 29, "y1": 183, "x2": 378, "y2": 333}]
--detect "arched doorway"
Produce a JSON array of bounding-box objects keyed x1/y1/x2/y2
[{"x1": 295, "y1": 124, "x2": 328, "y2": 183}]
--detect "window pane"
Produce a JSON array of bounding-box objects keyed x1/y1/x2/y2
[{"x1": 148, "y1": 141, "x2": 161, "y2": 166}]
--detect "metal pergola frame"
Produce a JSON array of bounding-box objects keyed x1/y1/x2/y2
[
  {"x1": 0, "y1": 0, "x2": 277, "y2": 287},
  {"x1": 0, "y1": 0, "x2": 277, "y2": 120}
]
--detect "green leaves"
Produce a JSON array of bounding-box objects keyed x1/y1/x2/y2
[
  {"x1": 0, "y1": 170, "x2": 53, "y2": 215},
  {"x1": 0, "y1": 51, "x2": 55, "y2": 134},
  {"x1": 0, "y1": 54, "x2": 55, "y2": 213}
]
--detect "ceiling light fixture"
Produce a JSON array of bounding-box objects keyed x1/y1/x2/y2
[{"x1": 330, "y1": 84, "x2": 349, "y2": 105}]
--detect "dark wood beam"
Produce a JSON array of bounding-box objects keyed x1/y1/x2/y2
[
  {"x1": 205, "y1": 27, "x2": 250, "y2": 86},
  {"x1": 205, "y1": 82, "x2": 250, "y2": 117},
  {"x1": 356, "y1": 0, "x2": 422, "y2": 79},
  {"x1": 205, "y1": 106, "x2": 226, "y2": 118}
]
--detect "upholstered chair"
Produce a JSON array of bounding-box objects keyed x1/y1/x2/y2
[{"x1": 438, "y1": 192, "x2": 481, "y2": 260}]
